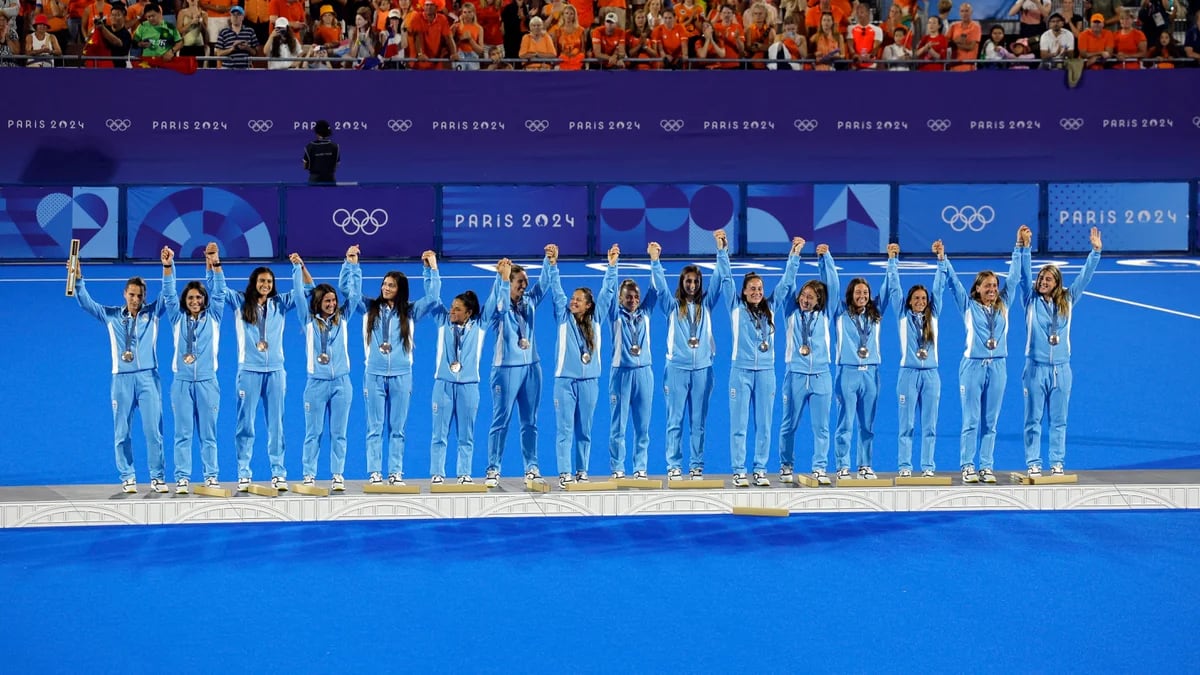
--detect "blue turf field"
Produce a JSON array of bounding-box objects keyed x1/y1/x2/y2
[{"x1": 2, "y1": 255, "x2": 1198, "y2": 486}]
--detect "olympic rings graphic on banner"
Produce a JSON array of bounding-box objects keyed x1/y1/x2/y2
[
  {"x1": 660, "y1": 119, "x2": 684, "y2": 132},
  {"x1": 926, "y1": 119, "x2": 951, "y2": 132},
  {"x1": 106, "y1": 119, "x2": 132, "y2": 132},
  {"x1": 1193, "y1": 116, "x2": 1200, "y2": 129},
  {"x1": 1059, "y1": 118, "x2": 1084, "y2": 131},
  {"x1": 247, "y1": 120, "x2": 274, "y2": 133},
  {"x1": 332, "y1": 208, "x2": 389, "y2": 236},
  {"x1": 388, "y1": 119, "x2": 413, "y2": 132},
  {"x1": 941, "y1": 205, "x2": 995, "y2": 232},
  {"x1": 525, "y1": 119, "x2": 550, "y2": 133},
  {"x1": 793, "y1": 119, "x2": 818, "y2": 132}
]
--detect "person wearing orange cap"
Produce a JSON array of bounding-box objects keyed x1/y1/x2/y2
[
  {"x1": 25, "y1": 13, "x2": 63, "y2": 65},
  {"x1": 1077, "y1": 12, "x2": 1114, "y2": 69}
]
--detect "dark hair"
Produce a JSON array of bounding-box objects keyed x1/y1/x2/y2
[
  {"x1": 1048, "y1": 12, "x2": 1065, "y2": 22},
  {"x1": 178, "y1": 280, "x2": 209, "y2": 314},
  {"x1": 509, "y1": 263, "x2": 526, "y2": 280},
  {"x1": 308, "y1": 283, "x2": 341, "y2": 326},
  {"x1": 454, "y1": 290, "x2": 480, "y2": 319},
  {"x1": 905, "y1": 284, "x2": 935, "y2": 344},
  {"x1": 573, "y1": 287, "x2": 597, "y2": 351},
  {"x1": 367, "y1": 271, "x2": 413, "y2": 352},
  {"x1": 845, "y1": 277, "x2": 881, "y2": 322},
  {"x1": 929, "y1": 15, "x2": 943, "y2": 31},
  {"x1": 315, "y1": 120, "x2": 332, "y2": 137},
  {"x1": 619, "y1": 278, "x2": 640, "y2": 303},
  {"x1": 241, "y1": 267, "x2": 277, "y2": 325},
  {"x1": 145, "y1": 3, "x2": 162, "y2": 13},
  {"x1": 740, "y1": 273, "x2": 773, "y2": 328},
  {"x1": 674, "y1": 265, "x2": 704, "y2": 320},
  {"x1": 969, "y1": 270, "x2": 1005, "y2": 312},
  {"x1": 125, "y1": 276, "x2": 147, "y2": 292},
  {"x1": 797, "y1": 279, "x2": 827, "y2": 312}
]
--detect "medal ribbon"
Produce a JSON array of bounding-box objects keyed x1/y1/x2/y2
[
  {"x1": 452, "y1": 323, "x2": 465, "y2": 365},
  {"x1": 123, "y1": 313, "x2": 135, "y2": 355},
  {"x1": 799, "y1": 310, "x2": 814, "y2": 352},
  {"x1": 1043, "y1": 298, "x2": 1059, "y2": 339},
  {"x1": 186, "y1": 315, "x2": 198, "y2": 356},
  {"x1": 685, "y1": 302, "x2": 701, "y2": 341},
  {"x1": 984, "y1": 305, "x2": 997, "y2": 343},
  {"x1": 512, "y1": 299, "x2": 528, "y2": 342},
  {"x1": 750, "y1": 308, "x2": 768, "y2": 345},
  {"x1": 256, "y1": 303, "x2": 267, "y2": 345},
  {"x1": 851, "y1": 312, "x2": 871, "y2": 352},
  {"x1": 908, "y1": 312, "x2": 926, "y2": 351},
  {"x1": 571, "y1": 315, "x2": 592, "y2": 360},
  {"x1": 621, "y1": 309, "x2": 644, "y2": 351},
  {"x1": 318, "y1": 315, "x2": 331, "y2": 356},
  {"x1": 380, "y1": 305, "x2": 393, "y2": 345}
]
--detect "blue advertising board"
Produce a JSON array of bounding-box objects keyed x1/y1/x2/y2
[
  {"x1": 746, "y1": 184, "x2": 888, "y2": 255},
  {"x1": 0, "y1": 186, "x2": 119, "y2": 259},
  {"x1": 596, "y1": 184, "x2": 740, "y2": 255},
  {"x1": 441, "y1": 185, "x2": 589, "y2": 257},
  {"x1": 1047, "y1": 183, "x2": 1190, "y2": 252},
  {"x1": 898, "y1": 183, "x2": 1039, "y2": 254},
  {"x1": 126, "y1": 186, "x2": 280, "y2": 260},
  {"x1": 286, "y1": 186, "x2": 436, "y2": 258}
]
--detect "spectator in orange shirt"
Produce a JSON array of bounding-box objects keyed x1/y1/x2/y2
[
  {"x1": 1077, "y1": 12, "x2": 1114, "y2": 68},
  {"x1": 805, "y1": 0, "x2": 846, "y2": 37},
  {"x1": 599, "y1": 0, "x2": 625, "y2": 28},
  {"x1": 372, "y1": 0, "x2": 393, "y2": 32},
  {"x1": 541, "y1": 0, "x2": 564, "y2": 31},
  {"x1": 690, "y1": 14, "x2": 724, "y2": 66},
  {"x1": 713, "y1": 4, "x2": 742, "y2": 66},
  {"x1": 810, "y1": 10, "x2": 844, "y2": 69},
  {"x1": 519, "y1": 14, "x2": 555, "y2": 66},
  {"x1": 313, "y1": 4, "x2": 343, "y2": 54},
  {"x1": 743, "y1": 1, "x2": 773, "y2": 67},
  {"x1": 453, "y1": 1, "x2": 484, "y2": 68},
  {"x1": 1112, "y1": 9, "x2": 1145, "y2": 69},
  {"x1": 742, "y1": 0, "x2": 777, "y2": 29},
  {"x1": 43, "y1": 0, "x2": 69, "y2": 46},
  {"x1": 629, "y1": 8, "x2": 661, "y2": 67},
  {"x1": 476, "y1": 0, "x2": 502, "y2": 47},
  {"x1": 881, "y1": 3, "x2": 910, "y2": 49},
  {"x1": 653, "y1": 7, "x2": 687, "y2": 67},
  {"x1": 82, "y1": 0, "x2": 111, "y2": 39},
  {"x1": 241, "y1": 0, "x2": 272, "y2": 45},
  {"x1": 1145, "y1": 29, "x2": 1183, "y2": 67},
  {"x1": 269, "y1": 0, "x2": 306, "y2": 39},
  {"x1": 68, "y1": 0, "x2": 87, "y2": 43},
  {"x1": 915, "y1": 14, "x2": 948, "y2": 70},
  {"x1": 199, "y1": 0, "x2": 232, "y2": 44},
  {"x1": 846, "y1": 2, "x2": 881, "y2": 68},
  {"x1": 767, "y1": 11, "x2": 807, "y2": 69},
  {"x1": 567, "y1": 0, "x2": 593, "y2": 30},
  {"x1": 409, "y1": 0, "x2": 453, "y2": 67},
  {"x1": 551, "y1": 2, "x2": 585, "y2": 68},
  {"x1": 592, "y1": 11, "x2": 625, "y2": 67},
  {"x1": 675, "y1": 0, "x2": 702, "y2": 35},
  {"x1": 947, "y1": 2, "x2": 980, "y2": 70}
]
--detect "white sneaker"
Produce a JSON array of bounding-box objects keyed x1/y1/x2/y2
[
  {"x1": 779, "y1": 466, "x2": 794, "y2": 484},
  {"x1": 332, "y1": 474, "x2": 345, "y2": 491},
  {"x1": 150, "y1": 478, "x2": 168, "y2": 494},
  {"x1": 430, "y1": 475, "x2": 445, "y2": 485},
  {"x1": 458, "y1": 475, "x2": 474, "y2": 484},
  {"x1": 368, "y1": 472, "x2": 383, "y2": 485},
  {"x1": 121, "y1": 479, "x2": 137, "y2": 494},
  {"x1": 526, "y1": 469, "x2": 546, "y2": 485},
  {"x1": 558, "y1": 473, "x2": 575, "y2": 490},
  {"x1": 389, "y1": 474, "x2": 406, "y2": 487},
  {"x1": 752, "y1": 472, "x2": 770, "y2": 487},
  {"x1": 303, "y1": 476, "x2": 316, "y2": 486},
  {"x1": 898, "y1": 468, "x2": 912, "y2": 478},
  {"x1": 1028, "y1": 465, "x2": 1043, "y2": 478},
  {"x1": 175, "y1": 478, "x2": 190, "y2": 494},
  {"x1": 611, "y1": 471, "x2": 626, "y2": 480},
  {"x1": 272, "y1": 476, "x2": 289, "y2": 491},
  {"x1": 237, "y1": 477, "x2": 251, "y2": 492},
  {"x1": 485, "y1": 469, "x2": 500, "y2": 487},
  {"x1": 980, "y1": 468, "x2": 997, "y2": 484},
  {"x1": 204, "y1": 477, "x2": 221, "y2": 489},
  {"x1": 667, "y1": 468, "x2": 683, "y2": 481},
  {"x1": 732, "y1": 473, "x2": 749, "y2": 488},
  {"x1": 962, "y1": 466, "x2": 979, "y2": 483},
  {"x1": 835, "y1": 468, "x2": 851, "y2": 479},
  {"x1": 689, "y1": 468, "x2": 705, "y2": 480},
  {"x1": 857, "y1": 466, "x2": 877, "y2": 480},
  {"x1": 921, "y1": 470, "x2": 936, "y2": 478},
  {"x1": 1051, "y1": 465, "x2": 1064, "y2": 476},
  {"x1": 575, "y1": 471, "x2": 590, "y2": 483},
  {"x1": 633, "y1": 470, "x2": 648, "y2": 480},
  {"x1": 812, "y1": 470, "x2": 832, "y2": 486}
]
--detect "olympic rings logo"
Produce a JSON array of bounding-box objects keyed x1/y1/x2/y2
[
  {"x1": 926, "y1": 119, "x2": 951, "y2": 132},
  {"x1": 660, "y1": 119, "x2": 684, "y2": 132},
  {"x1": 105, "y1": 119, "x2": 132, "y2": 132},
  {"x1": 793, "y1": 119, "x2": 818, "y2": 132},
  {"x1": 387, "y1": 119, "x2": 413, "y2": 132},
  {"x1": 1059, "y1": 118, "x2": 1084, "y2": 131},
  {"x1": 246, "y1": 120, "x2": 273, "y2": 133},
  {"x1": 332, "y1": 208, "x2": 389, "y2": 236},
  {"x1": 941, "y1": 205, "x2": 995, "y2": 232},
  {"x1": 525, "y1": 119, "x2": 550, "y2": 133},
  {"x1": 1193, "y1": 116, "x2": 1200, "y2": 129}
]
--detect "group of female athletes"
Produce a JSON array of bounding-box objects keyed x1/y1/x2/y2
[{"x1": 71, "y1": 224, "x2": 1102, "y2": 493}]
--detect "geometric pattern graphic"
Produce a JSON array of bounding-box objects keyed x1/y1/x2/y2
[
  {"x1": 596, "y1": 184, "x2": 740, "y2": 255},
  {"x1": 0, "y1": 186, "x2": 119, "y2": 259},
  {"x1": 1047, "y1": 183, "x2": 1190, "y2": 253},
  {"x1": 747, "y1": 184, "x2": 888, "y2": 255},
  {"x1": 126, "y1": 186, "x2": 279, "y2": 260}
]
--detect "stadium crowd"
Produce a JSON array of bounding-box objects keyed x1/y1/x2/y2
[{"x1": 0, "y1": 0, "x2": 1197, "y2": 68}]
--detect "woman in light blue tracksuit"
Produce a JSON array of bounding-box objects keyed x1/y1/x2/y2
[
  {"x1": 223, "y1": 259, "x2": 302, "y2": 492},
  {"x1": 887, "y1": 241, "x2": 947, "y2": 479},
  {"x1": 777, "y1": 240, "x2": 836, "y2": 486},
  {"x1": 72, "y1": 252, "x2": 170, "y2": 494},
  {"x1": 293, "y1": 247, "x2": 362, "y2": 492},
  {"x1": 1019, "y1": 226, "x2": 1102, "y2": 477},
  {"x1": 483, "y1": 250, "x2": 554, "y2": 487},
  {"x1": 164, "y1": 244, "x2": 226, "y2": 494},
  {"x1": 826, "y1": 245, "x2": 894, "y2": 480},
  {"x1": 942, "y1": 226, "x2": 1029, "y2": 484},
  {"x1": 360, "y1": 252, "x2": 441, "y2": 486},
  {"x1": 650, "y1": 230, "x2": 731, "y2": 481},
  {"x1": 603, "y1": 243, "x2": 657, "y2": 480},
  {"x1": 429, "y1": 289, "x2": 485, "y2": 484},
  {"x1": 548, "y1": 244, "x2": 610, "y2": 488},
  {"x1": 723, "y1": 238, "x2": 801, "y2": 488}
]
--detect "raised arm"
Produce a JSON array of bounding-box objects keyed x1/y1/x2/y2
[
  {"x1": 288, "y1": 253, "x2": 308, "y2": 323},
  {"x1": 878, "y1": 243, "x2": 899, "y2": 316},
  {"x1": 816, "y1": 244, "x2": 841, "y2": 315},
  {"x1": 546, "y1": 244, "x2": 568, "y2": 322},
  {"x1": 413, "y1": 251, "x2": 442, "y2": 321},
  {"x1": 930, "y1": 239, "x2": 947, "y2": 317},
  {"x1": 1001, "y1": 240, "x2": 1022, "y2": 308},
  {"x1": 772, "y1": 237, "x2": 805, "y2": 308},
  {"x1": 706, "y1": 229, "x2": 731, "y2": 310},
  {"x1": 940, "y1": 246, "x2": 969, "y2": 313},
  {"x1": 650, "y1": 245, "x2": 676, "y2": 317},
  {"x1": 339, "y1": 245, "x2": 363, "y2": 317},
  {"x1": 598, "y1": 244, "x2": 621, "y2": 320},
  {"x1": 528, "y1": 244, "x2": 558, "y2": 307},
  {"x1": 1068, "y1": 227, "x2": 1102, "y2": 304}
]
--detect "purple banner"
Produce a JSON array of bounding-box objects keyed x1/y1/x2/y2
[
  {"x1": 286, "y1": 186, "x2": 435, "y2": 258},
  {"x1": 0, "y1": 186, "x2": 119, "y2": 259},
  {"x1": 441, "y1": 185, "x2": 589, "y2": 257},
  {"x1": 596, "y1": 184, "x2": 740, "y2": 256},
  {"x1": 126, "y1": 186, "x2": 279, "y2": 260},
  {"x1": 2, "y1": 71, "x2": 1197, "y2": 186},
  {"x1": 745, "y1": 183, "x2": 888, "y2": 255}
]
